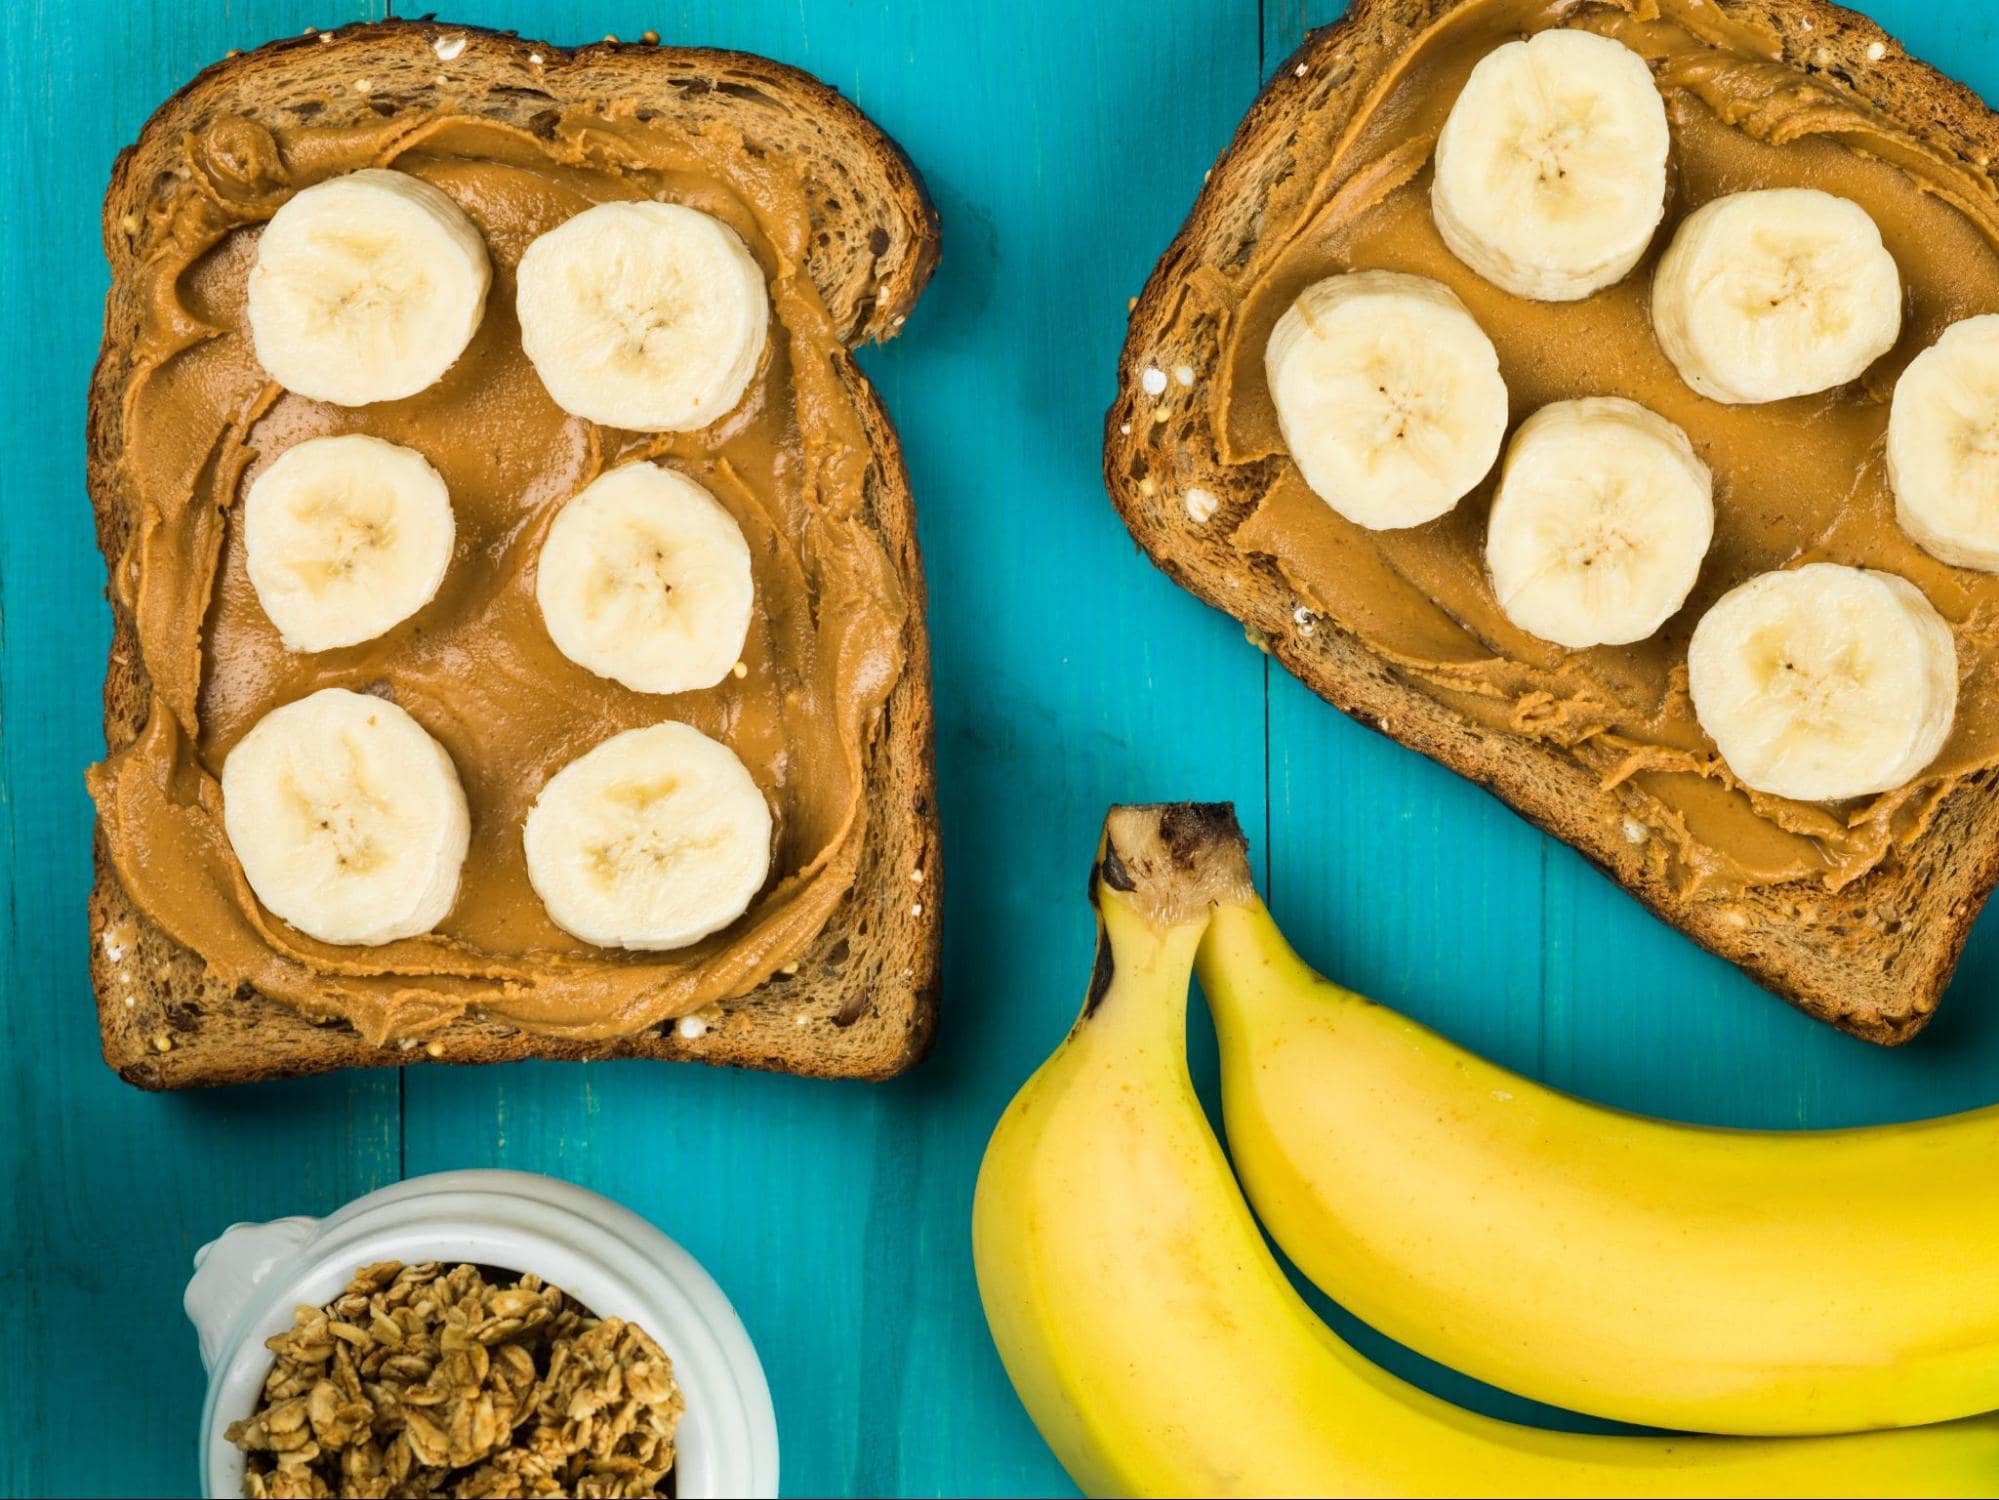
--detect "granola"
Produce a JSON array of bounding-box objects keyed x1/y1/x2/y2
[{"x1": 226, "y1": 1261, "x2": 683, "y2": 1499}]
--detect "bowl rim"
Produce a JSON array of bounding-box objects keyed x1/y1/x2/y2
[{"x1": 191, "y1": 1168, "x2": 778, "y2": 1499}]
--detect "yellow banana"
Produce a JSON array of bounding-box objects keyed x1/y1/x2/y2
[
  {"x1": 971, "y1": 805, "x2": 1999, "y2": 1497},
  {"x1": 1198, "y1": 872, "x2": 1999, "y2": 1438}
]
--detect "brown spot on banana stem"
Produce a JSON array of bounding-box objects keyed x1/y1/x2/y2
[
  {"x1": 1156, "y1": 802, "x2": 1248, "y2": 871},
  {"x1": 1098, "y1": 803, "x2": 1256, "y2": 926},
  {"x1": 1081, "y1": 805, "x2": 1255, "y2": 1023},
  {"x1": 1082, "y1": 915, "x2": 1115, "y2": 1018}
]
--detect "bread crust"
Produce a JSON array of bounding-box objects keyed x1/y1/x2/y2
[
  {"x1": 88, "y1": 19, "x2": 942, "y2": 1086},
  {"x1": 1105, "y1": 0, "x2": 1999, "y2": 1045}
]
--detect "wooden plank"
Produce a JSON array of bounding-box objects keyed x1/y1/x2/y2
[
  {"x1": 392, "y1": 2, "x2": 1268, "y2": 1497},
  {"x1": 9, "y1": 0, "x2": 1999, "y2": 1496},
  {"x1": 1255, "y1": 0, "x2": 1545, "y2": 1108},
  {"x1": 0, "y1": 5, "x2": 398, "y2": 1496},
  {"x1": 1267, "y1": 667, "x2": 1550, "y2": 1075}
]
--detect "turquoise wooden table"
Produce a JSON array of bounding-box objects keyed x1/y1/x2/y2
[{"x1": 5, "y1": 1, "x2": 1999, "y2": 1494}]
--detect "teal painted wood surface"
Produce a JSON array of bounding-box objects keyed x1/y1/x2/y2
[{"x1": 3, "y1": 0, "x2": 1997, "y2": 1494}]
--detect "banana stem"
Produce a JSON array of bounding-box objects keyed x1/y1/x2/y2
[
  {"x1": 1096, "y1": 803, "x2": 1258, "y2": 927},
  {"x1": 1094, "y1": 804, "x2": 1325, "y2": 1033},
  {"x1": 1197, "y1": 899, "x2": 1327, "y2": 1023},
  {"x1": 1074, "y1": 805, "x2": 1259, "y2": 1050}
]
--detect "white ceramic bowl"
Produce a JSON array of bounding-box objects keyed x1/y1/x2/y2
[{"x1": 185, "y1": 1168, "x2": 777, "y2": 1499}]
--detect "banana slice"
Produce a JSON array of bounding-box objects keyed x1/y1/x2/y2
[
  {"x1": 1485, "y1": 397, "x2": 1714, "y2": 649},
  {"x1": 535, "y1": 461, "x2": 754, "y2": 695},
  {"x1": 1265, "y1": 270, "x2": 1510, "y2": 530},
  {"x1": 243, "y1": 434, "x2": 456, "y2": 652},
  {"x1": 221, "y1": 688, "x2": 471, "y2": 946},
  {"x1": 1652, "y1": 189, "x2": 1902, "y2": 404},
  {"x1": 1888, "y1": 314, "x2": 1999, "y2": 571},
  {"x1": 1431, "y1": 29, "x2": 1671, "y2": 302},
  {"x1": 515, "y1": 201, "x2": 770, "y2": 432},
  {"x1": 247, "y1": 169, "x2": 492, "y2": 406},
  {"x1": 1687, "y1": 564, "x2": 1957, "y2": 802},
  {"x1": 523, "y1": 722, "x2": 773, "y2": 951}
]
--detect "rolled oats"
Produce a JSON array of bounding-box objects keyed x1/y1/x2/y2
[{"x1": 228, "y1": 1262, "x2": 683, "y2": 1499}]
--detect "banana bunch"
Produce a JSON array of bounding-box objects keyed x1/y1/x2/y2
[{"x1": 972, "y1": 805, "x2": 1999, "y2": 1498}]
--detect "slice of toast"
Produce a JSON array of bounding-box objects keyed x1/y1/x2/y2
[
  {"x1": 1106, "y1": 0, "x2": 1999, "y2": 1045},
  {"x1": 88, "y1": 20, "x2": 941, "y2": 1087}
]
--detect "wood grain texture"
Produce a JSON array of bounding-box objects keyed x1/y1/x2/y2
[
  {"x1": 2, "y1": 0, "x2": 1996, "y2": 1495},
  {"x1": 2, "y1": 5, "x2": 399, "y2": 1499}
]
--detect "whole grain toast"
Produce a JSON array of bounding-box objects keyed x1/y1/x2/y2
[
  {"x1": 1106, "y1": 0, "x2": 1999, "y2": 1045},
  {"x1": 88, "y1": 19, "x2": 941, "y2": 1087}
]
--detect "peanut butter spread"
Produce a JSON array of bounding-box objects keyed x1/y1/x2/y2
[
  {"x1": 1206, "y1": 0, "x2": 1999, "y2": 895},
  {"x1": 88, "y1": 106, "x2": 907, "y2": 1042}
]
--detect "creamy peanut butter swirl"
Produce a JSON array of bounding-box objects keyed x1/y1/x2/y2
[
  {"x1": 1206, "y1": 0, "x2": 1999, "y2": 895},
  {"x1": 88, "y1": 105, "x2": 907, "y2": 1043}
]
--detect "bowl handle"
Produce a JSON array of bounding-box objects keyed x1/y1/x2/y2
[{"x1": 184, "y1": 1216, "x2": 318, "y2": 1371}]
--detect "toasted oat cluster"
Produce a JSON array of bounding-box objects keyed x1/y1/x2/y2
[{"x1": 227, "y1": 1261, "x2": 683, "y2": 1499}]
